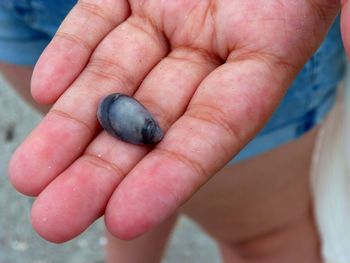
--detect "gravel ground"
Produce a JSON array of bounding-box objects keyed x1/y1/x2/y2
[{"x1": 0, "y1": 76, "x2": 221, "y2": 263}]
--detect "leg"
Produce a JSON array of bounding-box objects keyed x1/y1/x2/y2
[
  {"x1": 179, "y1": 126, "x2": 322, "y2": 263},
  {"x1": 106, "y1": 213, "x2": 179, "y2": 263},
  {"x1": 218, "y1": 209, "x2": 321, "y2": 263},
  {"x1": 0, "y1": 62, "x2": 50, "y2": 113}
]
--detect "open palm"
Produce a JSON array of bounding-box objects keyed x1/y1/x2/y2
[{"x1": 9, "y1": 0, "x2": 348, "y2": 242}]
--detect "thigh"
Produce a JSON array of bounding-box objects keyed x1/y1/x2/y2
[
  {"x1": 0, "y1": 1, "x2": 76, "y2": 113},
  {"x1": 0, "y1": 62, "x2": 49, "y2": 112},
  {"x1": 179, "y1": 125, "x2": 319, "y2": 244},
  {"x1": 0, "y1": 62, "x2": 33, "y2": 90},
  {"x1": 105, "y1": 213, "x2": 179, "y2": 263}
]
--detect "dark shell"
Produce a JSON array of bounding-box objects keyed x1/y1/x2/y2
[{"x1": 97, "y1": 93, "x2": 164, "y2": 145}]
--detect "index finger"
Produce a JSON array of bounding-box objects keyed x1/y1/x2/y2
[{"x1": 31, "y1": 0, "x2": 130, "y2": 104}]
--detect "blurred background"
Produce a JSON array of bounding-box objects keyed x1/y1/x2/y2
[{"x1": 0, "y1": 75, "x2": 221, "y2": 263}]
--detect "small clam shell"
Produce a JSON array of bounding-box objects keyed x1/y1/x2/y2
[{"x1": 97, "y1": 93, "x2": 164, "y2": 145}]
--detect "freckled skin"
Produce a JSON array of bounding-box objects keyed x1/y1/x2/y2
[{"x1": 97, "y1": 93, "x2": 164, "y2": 145}]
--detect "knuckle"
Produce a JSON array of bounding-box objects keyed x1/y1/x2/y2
[
  {"x1": 50, "y1": 109, "x2": 94, "y2": 136},
  {"x1": 77, "y1": 0, "x2": 118, "y2": 25},
  {"x1": 156, "y1": 147, "x2": 209, "y2": 179},
  {"x1": 186, "y1": 103, "x2": 240, "y2": 144},
  {"x1": 139, "y1": 98, "x2": 174, "y2": 130},
  {"x1": 86, "y1": 58, "x2": 136, "y2": 94},
  {"x1": 184, "y1": 103, "x2": 239, "y2": 159},
  {"x1": 55, "y1": 31, "x2": 93, "y2": 53},
  {"x1": 126, "y1": 16, "x2": 169, "y2": 53},
  {"x1": 83, "y1": 153, "x2": 125, "y2": 180}
]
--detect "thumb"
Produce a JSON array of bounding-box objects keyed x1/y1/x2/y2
[{"x1": 341, "y1": 0, "x2": 350, "y2": 57}]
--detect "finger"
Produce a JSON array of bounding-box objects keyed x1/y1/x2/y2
[
  {"x1": 341, "y1": 0, "x2": 350, "y2": 56},
  {"x1": 31, "y1": 0, "x2": 130, "y2": 104},
  {"x1": 30, "y1": 48, "x2": 219, "y2": 243},
  {"x1": 9, "y1": 17, "x2": 167, "y2": 196},
  {"x1": 104, "y1": 56, "x2": 299, "y2": 239}
]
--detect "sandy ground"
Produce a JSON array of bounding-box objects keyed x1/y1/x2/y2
[{"x1": 0, "y1": 76, "x2": 221, "y2": 263}]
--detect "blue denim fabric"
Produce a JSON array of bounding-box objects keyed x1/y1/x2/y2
[
  {"x1": 232, "y1": 16, "x2": 346, "y2": 163},
  {"x1": 0, "y1": 1, "x2": 347, "y2": 163},
  {"x1": 0, "y1": 0, "x2": 76, "y2": 64}
]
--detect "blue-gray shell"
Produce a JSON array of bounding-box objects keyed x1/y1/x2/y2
[{"x1": 97, "y1": 93, "x2": 164, "y2": 145}]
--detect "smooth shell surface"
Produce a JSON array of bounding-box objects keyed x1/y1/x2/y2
[{"x1": 97, "y1": 93, "x2": 164, "y2": 145}]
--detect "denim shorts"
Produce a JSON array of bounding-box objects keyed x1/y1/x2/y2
[{"x1": 0, "y1": 1, "x2": 347, "y2": 163}]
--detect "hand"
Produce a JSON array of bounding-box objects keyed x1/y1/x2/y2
[{"x1": 9, "y1": 0, "x2": 345, "y2": 242}]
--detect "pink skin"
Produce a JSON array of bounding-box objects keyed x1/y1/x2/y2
[
  {"x1": 8, "y1": 0, "x2": 350, "y2": 243},
  {"x1": 342, "y1": 0, "x2": 350, "y2": 55}
]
